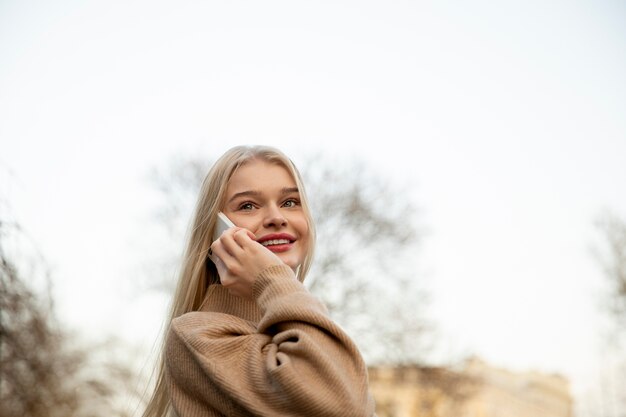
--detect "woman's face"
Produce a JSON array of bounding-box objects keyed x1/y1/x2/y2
[{"x1": 222, "y1": 159, "x2": 310, "y2": 270}]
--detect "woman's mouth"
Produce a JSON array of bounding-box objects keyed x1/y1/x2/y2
[
  {"x1": 257, "y1": 234, "x2": 295, "y2": 252},
  {"x1": 261, "y1": 239, "x2": 291, "y2": 247}
]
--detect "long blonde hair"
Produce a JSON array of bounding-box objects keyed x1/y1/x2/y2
[{"x1": 141, "y1": 145, "x2": 316, "y2": 417}]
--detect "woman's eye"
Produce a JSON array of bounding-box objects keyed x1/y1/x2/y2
[
  {"x1": 239, "y1": 202, "x2": 255, "y2": 210},
  {"x1": 283, "y1": 199, "x2": 299, "y2": 208}
]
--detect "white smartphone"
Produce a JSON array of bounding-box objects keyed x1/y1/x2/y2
[{"x1": 208, "y1": 212, "x2": 235, "y2": 264}]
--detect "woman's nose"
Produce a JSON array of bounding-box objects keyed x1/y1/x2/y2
[{"x1": 263, "y1": 205, "x2": 288, "y2": 228}]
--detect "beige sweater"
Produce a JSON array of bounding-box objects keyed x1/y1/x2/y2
[{"x1": 165, "y1": 264, "x2": 376, "y2": 417}]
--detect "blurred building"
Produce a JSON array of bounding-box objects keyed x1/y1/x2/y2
[{"x1": 369, "y1": 357, "x2": 573, "y2": 417}]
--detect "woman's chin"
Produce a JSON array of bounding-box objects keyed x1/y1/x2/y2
[{"x1": 277, "y1": 256, "x2": 300, "y2": 272}]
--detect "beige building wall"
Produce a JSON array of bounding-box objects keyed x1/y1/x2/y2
[{"x1": 369, "y1": 358, "x2": 573, "y2": 417}]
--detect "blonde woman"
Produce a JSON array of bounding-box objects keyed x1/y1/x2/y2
[{"x1": 142, "y1": 146, "x2": 376, "y2": 417}]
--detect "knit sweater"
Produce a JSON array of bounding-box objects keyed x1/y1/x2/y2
[{"x1": 165, "y1": 264, "x2": 376, "y2": 417}]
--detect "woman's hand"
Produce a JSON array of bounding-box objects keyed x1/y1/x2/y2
[{"x1": 210, "y1": 227, "x2": 284, "y2": 298}]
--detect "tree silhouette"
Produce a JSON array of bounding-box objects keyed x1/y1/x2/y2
[
  {"x1": 592, "y1": 210, "x2": 626, "y2": 417},
  {"x1": 0, "y1": 217, "x2": 139, "y2": 417}
]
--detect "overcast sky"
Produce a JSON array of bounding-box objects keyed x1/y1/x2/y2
[{"x1": 2, "y1": 0, "x2": 625, "y2": 412}]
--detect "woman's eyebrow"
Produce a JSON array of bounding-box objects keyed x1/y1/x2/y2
[
  {"x1": 228, "y1": 187, "x2": 299, "y2": 203},
  {"x1": 228, "y1": 190, "x2": 260, "y2": 203}
]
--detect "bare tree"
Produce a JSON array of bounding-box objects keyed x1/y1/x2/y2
[
  {"x1": 590, "y1": 210, "x2": 626, "y2": 417},
  {"x1": 148, "y1": 152, "x2": 431, "y2": 365},
  {"x1": 0, "y1": 216, "x2": 140, "y2": 417},
  {"x1": 595, "y1": 211, "x2": 626, "y2": 330},
  {"x1": 301, "y1": 155, "x2": 430, "y2": 364}
]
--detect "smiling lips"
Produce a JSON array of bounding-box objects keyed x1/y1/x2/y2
[{"x1": 257, "y1": 233, "x2": 296, "y2": 253}]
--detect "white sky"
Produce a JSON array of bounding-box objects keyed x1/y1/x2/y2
[{"x1": 2, "y1": 0, "x2": 626, "y2": 411}]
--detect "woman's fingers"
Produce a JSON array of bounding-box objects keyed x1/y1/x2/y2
[
  {"x1": 231, "y1": 228, "x2": 258, "y2": 249},
  {"x1": 211, "y1": 227, "x2": 248, "y2": 258},
  {"x1": 211, "y1": 228, "x2": 256, "y2": 281},
  {"x1": 210, "y1": 239, "x2": 232, "y2": 264},
  {"x1": 210, "y1": 226, "x2": 283, "y2": 299},
  {"x1": 220, "y1": 229, "x2": 246, "y2": 257}
]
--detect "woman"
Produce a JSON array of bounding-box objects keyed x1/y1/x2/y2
[{"x1": 142, "y1": 146, "x2": 376, "y2": 417}]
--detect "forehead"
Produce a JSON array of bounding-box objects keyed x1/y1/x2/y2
[{"x1": 226, "y1": 160, "x2": 295, "y2": 193}]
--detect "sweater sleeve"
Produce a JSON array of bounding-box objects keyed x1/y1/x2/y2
[{"x1": 165, "y1": 264, "x2": 376, "y2": 417}]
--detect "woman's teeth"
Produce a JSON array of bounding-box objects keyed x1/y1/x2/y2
[{"x1": 261, "y1": 239, "x2": 290, "y2": 247}]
